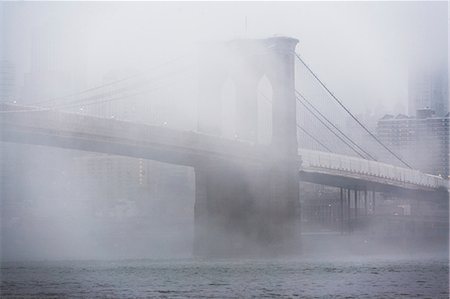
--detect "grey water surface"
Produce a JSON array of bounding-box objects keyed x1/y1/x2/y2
[{"x1": 1, "y1": 258, "x2": 448, "y2": 298}]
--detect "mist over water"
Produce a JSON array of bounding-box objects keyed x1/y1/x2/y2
[{"x1": 1, "y1": 1, "x2": 449, "y2": 298}]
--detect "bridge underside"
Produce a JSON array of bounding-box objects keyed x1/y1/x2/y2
[
  {"x1": 299, "y1": 170, "x2": 449, "y2": 201},
  {"x1": 0, "y1": 117, "x2": 265, "y2": 169},
  {"x1": 2, "y1": 125, "x2": 200, "y2": 167},
  {"x1": 2, "y1": 106, "x2": 448, "y2": 257},
  {"x1": 2, "y1": 119, "x2": 302, "y2": 257}
]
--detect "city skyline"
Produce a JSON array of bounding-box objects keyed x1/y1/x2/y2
[
  {"x1": 1, "y1": 2, "x2": 448, "y2": 297},
  {"x1": 1, "y1": 1, "x2": 448, "y2": 114}
]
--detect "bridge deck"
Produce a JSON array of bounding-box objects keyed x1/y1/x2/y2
[
  {"x1": 299, "y1": 149, "x2": 448, "y2": 192},
  {"x1": 1, "y1": 104, "x2": 448, "y2": 195}
]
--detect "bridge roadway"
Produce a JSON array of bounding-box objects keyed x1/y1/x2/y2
[{"x1": 1, "y1": 104, "x2": 448, "y2": 196}]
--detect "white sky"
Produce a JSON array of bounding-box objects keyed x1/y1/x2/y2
[{"x1": 1, "y1": 1, "x2": 448, "y2": 114}]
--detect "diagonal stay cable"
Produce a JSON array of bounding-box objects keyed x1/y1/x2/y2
[
  {"x1": 50, "y1": 65, "x2": 194, "y2": 109},
  {"x1": 295, "y1": 53, "x2": 412, "y2": 168},
  {"x1": 53, "y1": 76, "x2": 186, "y2": 110},
  {"x1": 295, "y1": 90, "x2": 377, "y2": 161},
  {"x1": 33, "y1": 52, "x2": 194, "y2": 107},
  {"x1": 296, "y1": 124, "x2": 332, "y2": 152},
  {"x1": 0, "y1": 72, "x2": 190, "y2": 114},
  {"x1": 260, "y1": 90, "x2": 350, "y2": 155}
]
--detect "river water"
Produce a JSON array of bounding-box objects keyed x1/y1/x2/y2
[{"x1": 1, "y1": 257, "x2": 448, "y2": 298}]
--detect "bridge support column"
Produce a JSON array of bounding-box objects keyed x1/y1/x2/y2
[
  {"x1": 364, "y1": 189, "x2": 368, "y2": 216},
  {"x1": 347, "y1": 188, "x2": 351, "y2": 233},
  {"x1": 194, "y1": 37, "x2": 301, "y2": 257},
  {"x1": 340, "y1": 188, "x2": 344, "y2": 234},
  {"x1": 193, "y1": 159, "x2": 300, "y2": 257},
  {"x1": 194, "y1": 162, "x2": 255, "y2": 257},
  {"x1": 372, "y1": 190, "x2": 376, "y2": 214}
]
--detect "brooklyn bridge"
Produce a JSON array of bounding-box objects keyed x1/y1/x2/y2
[{"x1": 1, "y1": 37, "x2": 447, "y2": 256}]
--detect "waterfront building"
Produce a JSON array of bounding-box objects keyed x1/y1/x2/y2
[{"x1": 377, "y1": 108, "x2": 449, "y2": 177}]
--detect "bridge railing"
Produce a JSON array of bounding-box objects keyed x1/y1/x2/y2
[
  {"x1": 299, "y1": 149, "x2": 448, "y2": 190},
  {"x1": 2, "y1": 104, "x2": 447, "y2": 190}
]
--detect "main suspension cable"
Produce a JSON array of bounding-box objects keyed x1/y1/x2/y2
[
  {"x1": 296, "y1": 124, "x2": 332, "y2": 152},
  {"x1": 295, "y1": 53, "x2": 412, "y2": 168},
  {"x1": 32, "y1": 53, "x2": 194, "y2": 107},
  {"x1": 296, "y1": 95, "x2": 368, "y2": 159},
  {"x1": 296, "y1": 90, "x2": 377, "y2": 161}
]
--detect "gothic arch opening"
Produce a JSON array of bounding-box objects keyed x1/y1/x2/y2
[
  {"x1": 220, "y1": 77, "x2": 237, "y2": 139},
  {"x1": 257, "y1": 74, "x2": 273, "y2": 145}
]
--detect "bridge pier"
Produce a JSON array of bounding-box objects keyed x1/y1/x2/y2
[
  {"x1": 193, "y1": 161, "x2": 269, "y2": 257},
  {"x1": 193, "y1": 159, "x2": 300, "y2": 257},
  {"x1": 347, "y1": 188, "x2": 351, "y2": 233},
  {"x1": 194, "y1": 36, "x2": 301, "y2": 257},
  {"x1": 364, "y1": 189, "x2": 368, "y2": 216},
  {"x1": 340, "y1": 188, "x2": 344, "y2": 234},
  {"x1": 372, "y1": 190, "x2": 376, "y2": 214}
]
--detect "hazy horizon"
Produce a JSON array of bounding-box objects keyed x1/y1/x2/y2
[{"x1": 1, "y1": 1, "x2": 448, "y2": 115}]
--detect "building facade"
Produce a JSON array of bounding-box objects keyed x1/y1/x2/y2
[
  {"x1": 377, "y1": 109, "x2": 449, "y2": 177},
  {"x1": 0, "y1": 60, "x2": 15, "y2": 102},
  {"x1": 73, "y1": 155, "x2": 195, "y2": 220},
  {"x1": 408, "y1": 66, "x2": 448, "y2": 117}
]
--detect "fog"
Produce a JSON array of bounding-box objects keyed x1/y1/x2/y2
[
  {"x1": 2, "y1": 2, "x2": 447, "y2": 111},
  {"x1": 0, "y1": 1, "x2": 448, "y2": 263}
]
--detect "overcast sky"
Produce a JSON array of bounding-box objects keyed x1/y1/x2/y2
[{"x1": 1, "y1": 1, "x2": 448, "y2": 114}]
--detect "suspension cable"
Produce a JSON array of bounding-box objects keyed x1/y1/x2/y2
[
  {"x1": 50, "y1": 66, "x2": 193, "y2": 109},
  {"x1": 296, "y1": 95, "x2": 368, "y2": 159},
  {"x1": 295, "y1": 90, "x2": 377, "y2": 161},
  {"x1": 260, "y1": 89, "x2": 365, "y2": 156},
  {"x1": 32, "y1": 53, "x2": 193, "y2": 107},
  {"x1": 259, "y1": 91, "x2": 331, "y2": 152},
  {"x1": 0, "y1": 67, "x2": 191, "y2": 114},
  {"x1": 296, "y1": 124, "x2": 332, "y2": 152},
  {"x1": 295, "y1": 53, "x2": 412, "y2": 168}
]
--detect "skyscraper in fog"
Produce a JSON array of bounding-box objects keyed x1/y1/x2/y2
[
  {"x1": 0, "y1": 60, "x2": 15, "y2": 102},
  {"x1": 408, "y1": 66, "x2": 449, "y2": 117},
  {"x1": 22, "y1": 28, "x2": 86, "y2": 105}
]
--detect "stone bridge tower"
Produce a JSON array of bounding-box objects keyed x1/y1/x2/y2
[{"x1": 194, "y1": 37, "x2": 301, "y2": 257}]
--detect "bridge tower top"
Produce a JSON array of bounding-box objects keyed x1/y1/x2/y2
[{"x1": 197, "y1": 36, "x2": 299, "y2": 156}]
